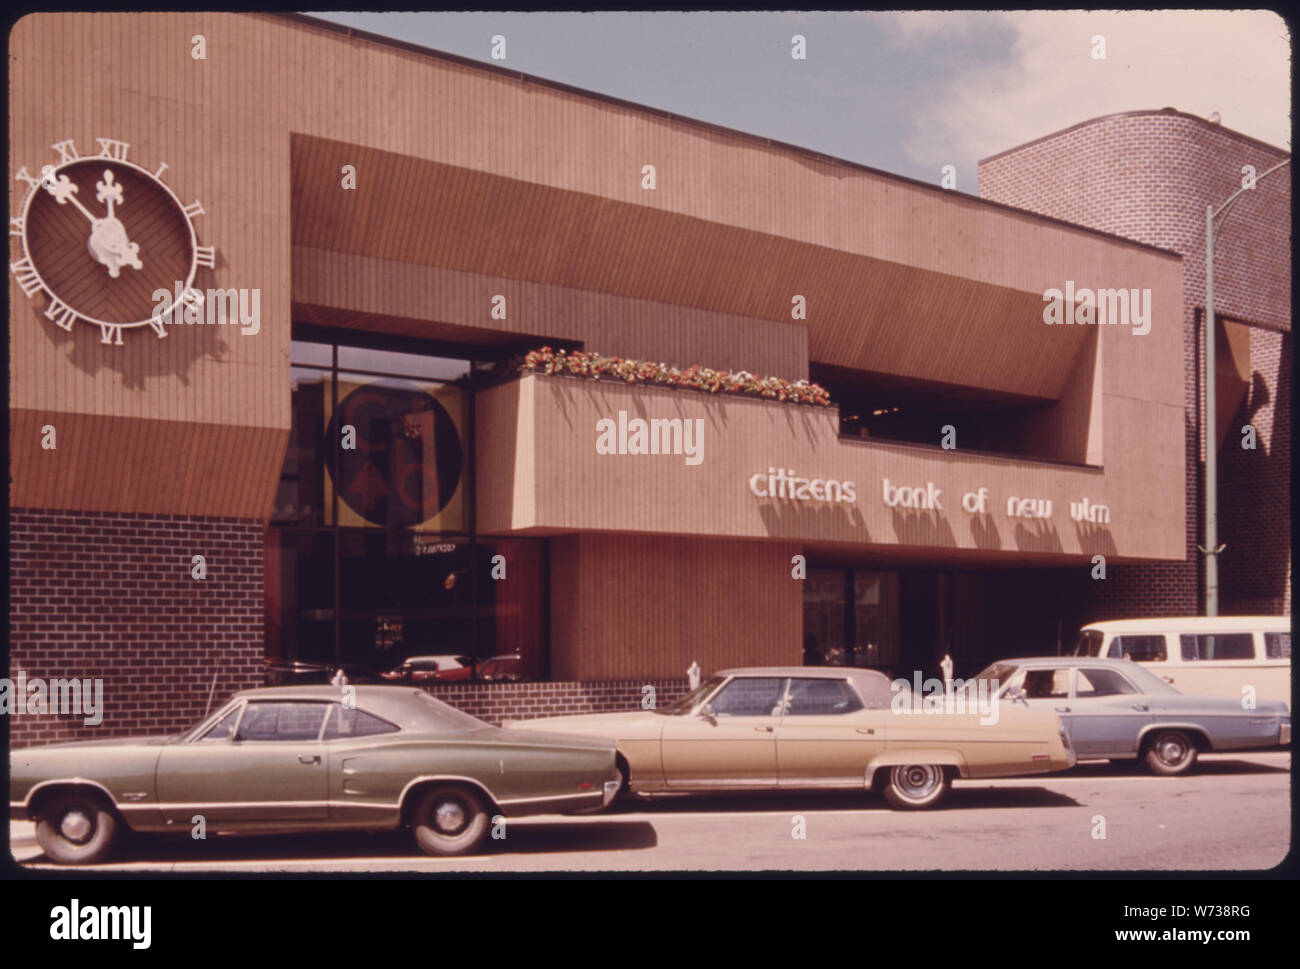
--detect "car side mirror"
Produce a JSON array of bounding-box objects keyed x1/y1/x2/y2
[
  {"x1": 1004, "y1": 687, "x2": 1027, "y2": 704},
  {"x1": 701, "y1": 703, "x2": 717, "y2": 724}
]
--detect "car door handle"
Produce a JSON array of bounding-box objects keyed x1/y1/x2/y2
[
  {"x1": 298, "y1": 754, "x2": 321, "y2": 764},
  {"x1": 754, "y1": 725, "x2": 774, "y2": 732},
  {"x1": 1054, "y1": 706, "x2": 1070, "y2": 713},
  {"x1": 1131, "y1": 704, "x2": 1149, "y2": 711},
  {"x1": 855, "y1": 728, "x2": 876, "y2": 735}
]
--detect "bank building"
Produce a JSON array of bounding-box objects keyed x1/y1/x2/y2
[{"x1": 8, "y1": 13, "x2": 1290, "y2": 743}]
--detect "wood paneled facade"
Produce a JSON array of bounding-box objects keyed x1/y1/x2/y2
[{"x1": 10, "y1": 13, "x2": 1186, "y2": 682}]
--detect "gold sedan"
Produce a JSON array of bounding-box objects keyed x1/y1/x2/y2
[{"x1": 506, "y1": 666, "x2": 1076, "y2": 809}]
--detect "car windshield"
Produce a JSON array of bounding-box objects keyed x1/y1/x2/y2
[
  {"x1": 659, "y1": 676, "x2": 724, "y2": 715},
  {"x1": 1072, "y1": 630, "x2": 1104, "y2": 656},
  {"x1": 969, "y1": 663, "x2": 1019, "y2": 691}
]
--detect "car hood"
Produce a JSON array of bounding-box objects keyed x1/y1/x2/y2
[{"x1": 14, "y1": 734, "x2": 177, "y2": 754}]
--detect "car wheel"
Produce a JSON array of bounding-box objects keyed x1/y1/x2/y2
[
  {"x1": 34, "y1": 790, "x2": 120, "y2": 865},
  {"x1": 1144, "y1": 730, "x2": 1198, "y2": 776},
  {"x1": 410, "y1": 785, "x2": 491, "y2": 856},
  {"x1": 881, "y1": 764, "x2": 950, "y2": 810}
]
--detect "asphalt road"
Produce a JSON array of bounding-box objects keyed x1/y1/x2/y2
[{"x1": 9, "y1": 752, "x2": 1289, "y2": 872}]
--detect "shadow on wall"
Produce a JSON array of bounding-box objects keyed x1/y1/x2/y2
[
  {"x1": 1073, "y1": 522, "x2": 1118, "y2": 558},
  {"x1": 890, "y1": 508, "x2": 955, "y2": 548},
  {"x1": 31, "y1": 295, "x2": 232, "y2": 392},
  {"x1": 1219, "y1": 332, "x2": 1292, "y2": 611},
  {"x1": 757, "y1": 497, "x2": 870, "y2": 540},
  {"x1": 1013, "y1": 519, "x2": 1063, "y2": 554}
]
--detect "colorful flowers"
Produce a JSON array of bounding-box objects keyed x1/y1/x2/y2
[{"x1": 508, "y1": 348, "x2": 832, "y2": 406}]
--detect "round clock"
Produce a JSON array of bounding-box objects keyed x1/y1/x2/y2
[{"x1": 9, "y1": 137, "x2": 216, "y2": 345}]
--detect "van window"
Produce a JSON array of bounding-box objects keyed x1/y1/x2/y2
[
  {"x1": 1264, "y1": 631, "x2": 1291, "y2": 659},
  {"x1": 1179, "y1": 633, "x2": 1256, "y2": 661},
  {"x1": 1113, "y1": 635, "x2": 1166, "y2": 662}
]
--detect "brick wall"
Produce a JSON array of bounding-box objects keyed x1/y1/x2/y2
[
  {"x1": 8, "y1": 509, "x2": 264, "y2": 747},
  {"x1": 980, "y1": 109, "x2": 1291, "y2": 618},
  {"x1": 421, "y1": 679, "x2": 689, "y2": 725}
]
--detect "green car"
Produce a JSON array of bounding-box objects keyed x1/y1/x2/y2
[{"x1": 10, "y1": 685, "x2": 620, "y2": 864}]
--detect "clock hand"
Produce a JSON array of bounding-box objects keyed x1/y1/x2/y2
[{"x1": 40, "y1": 170, "x2": 98, "y2": 225}]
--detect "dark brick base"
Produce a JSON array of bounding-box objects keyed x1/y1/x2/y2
[
  {"x1": 422, "y1": 679, "x2": 689, "y2": 726},
  {"x1": 8, "y1": 509, "x2": 264, "y2": 747}
]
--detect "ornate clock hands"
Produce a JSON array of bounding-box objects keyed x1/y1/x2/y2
[{"x1": 39, "y1": 166, "x2": 144, "y2": 278}]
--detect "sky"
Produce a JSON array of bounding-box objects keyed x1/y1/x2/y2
[{"x1": 305, "y1": 10, "x2": 1291, "y2": 189}]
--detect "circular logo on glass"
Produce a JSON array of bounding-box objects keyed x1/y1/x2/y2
[{"x1": 326, "y1": 383, "x2": 463, "y2": 528}]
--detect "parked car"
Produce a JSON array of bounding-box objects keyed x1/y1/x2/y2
[
  {"x1": 506, "y1": 666, "x2": 1075, "y2": 810},
  {"x1": 10, "y1": 685, "x2": 620, "y2": 865},
  {"x1": 968, "y1": 656, "x2": 1291, "y2": 775},
  {"x1": 1071, "y1": 616, "x2": 1291, "y2": 707},
  {"x1": 380, "y1": 654, "x2": 476, "y2": 684},
  {"x1": 478, "y1": 654, "x2": 523, "y2": 682}
]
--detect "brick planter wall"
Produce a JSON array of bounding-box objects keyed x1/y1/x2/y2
[
  {"x1": 421, "y1": 679, "x2": 690, "y2": 726},
  {"x1": 8, "y1": 509, "x2": 264, "y2": 747}
]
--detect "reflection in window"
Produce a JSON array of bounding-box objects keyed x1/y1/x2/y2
[
  {"x1": 1179, "y1": 633, "x2": 1256, "y2": 661},
  {"x1": 712, "y1": 678, "x2": 786, "y2": 716}
]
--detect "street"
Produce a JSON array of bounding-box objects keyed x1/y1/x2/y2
[{"x1": 9, "y1": 752, "x2": 1289, "y2": 872}]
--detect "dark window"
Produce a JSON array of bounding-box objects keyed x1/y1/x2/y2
[
  {"x1": 784, "y1": 678, "x2": 865, "y2": 715},
  {"x1": 1265, "y1": 632, "x2": 1291, "y2": 659},
  {"x1": 268, "y1": 336, "x2": 548, "y2": 682},
  {"x1": 1179, "y1": 633, "x2": 1256, "y2": 661},
  {"x1": 1022, "y1": 668, "x2": 1071, "y2": 699},
  {"x1": 237, "y1": 702, "x2": 330, "y2": 742},
  {"x1": 711, "y1": 678, "x2": 787, "y2": 717},
  {"x1": 1075, "y1": 669, "x2": 1138, "y2": 697},
  {"x1": 322, "y1": 705, "x2": 400, "y2": 740},
  {"x1": 1113, "y1": 635, "x2": 1167, "y2": 662}
]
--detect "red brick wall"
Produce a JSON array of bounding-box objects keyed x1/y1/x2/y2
[
  {"x1": 8, "y1": 509, "x2": 264, "y2": 747},
  {"x1": 421, "y1": 679, "x2": 690, "y2": 726},
  {"x1": 980, "y1": 109, "x2": 1291, "y2": 618}
]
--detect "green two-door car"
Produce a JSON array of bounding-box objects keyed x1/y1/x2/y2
[{"x1": 10, "y1": 685, "x2": 621, "y2": 865}]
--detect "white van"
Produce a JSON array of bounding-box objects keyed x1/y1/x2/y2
[{"x1": 1072, "y1": 616, "x2": 1291, "y2": 708}]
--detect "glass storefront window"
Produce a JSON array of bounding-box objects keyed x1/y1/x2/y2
[
  {"x1": 267, "y1": 336, "x2": 548, "y2": 682},
  {"x1": 802, "y1": 568, "x2": 899, "y2": 669}
]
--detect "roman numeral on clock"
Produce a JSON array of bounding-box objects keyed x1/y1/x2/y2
[
  {"x1": 194, "y1": 245, "x2": 216, "y2": 269},
  {"x1": 96, "y1": 138, "x2": 129, "y2": 161},
  {"x1": 51, "y1": 140, "x2": 79, "y2": 164},
  {"x1": 43, "y1": 297, "x2": 78, "y2": 331},
  {"x1": 99, "y1": 323, "x2": 124, "y2": 345},
  {"x1": 181, "y1": 287, "x2": 204, "y2": 309},
  {"x1": 10, "y1": 217, "x2": 24, "y2": 236},
  {"x1": 183, "y1": 200, "x2": 205, "y2": 219},
  {"x1": 10, "y1": 257, "x2": 42, "y2": 297},
  {"x1": 149, "y1": 316, "x2": 169, "y2": 339}
]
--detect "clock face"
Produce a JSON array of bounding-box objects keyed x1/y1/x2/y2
[{"x1": 10, "y1": 138, "x2": 215, "y2": 344}]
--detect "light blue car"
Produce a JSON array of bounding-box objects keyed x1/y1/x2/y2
[{"x1": 968, "y1": 657, "x2": 1290, "y2": 776}]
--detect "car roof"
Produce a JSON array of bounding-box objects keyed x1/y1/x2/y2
[
  {"x1": 225, "y1": 685, "x2": 482, "y2": 730},
  {"x1": 992, "y1": 657, "x2": 1145, "y2": 669},
  {"x1": 1081, "y1": 616, "x2": 1290, "y2": 633},
  {"x1": 716, "y1": 666, "x2": 891, "y2": 684}
]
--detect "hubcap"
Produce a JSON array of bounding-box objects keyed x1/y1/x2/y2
[
  {"x1": 433, "y1": 798, "x2": 467, "y2": 834},
  {"x1": 60, "y1": 809, "x2": 93, "y2": 842},
  {"x1": 895, "y1": 765, "x2": 941, "y2": 797},
  {"x1": 1158, "y1": 737, "x2": 1187, "y2": 764}
]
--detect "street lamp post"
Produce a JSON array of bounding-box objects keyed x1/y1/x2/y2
[{"x1": 1201, "y1": 157, "x2": 1290, "y2": 616}]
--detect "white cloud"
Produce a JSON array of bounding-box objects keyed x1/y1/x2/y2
[{"x1": 893, "y1": 10, "x2": 1291, "y2": 171}]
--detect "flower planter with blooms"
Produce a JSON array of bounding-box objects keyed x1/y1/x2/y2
[{"x1": 507, "y1": 347, "x2": 832, "y2": 407}]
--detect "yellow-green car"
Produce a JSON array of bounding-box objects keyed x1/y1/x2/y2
[
  {"x1": 507, "y1": 666, "x2": 1076, "y2": 810},
  {"x1": 10, "y1": 685, "x2": 620, "y2": 864}
]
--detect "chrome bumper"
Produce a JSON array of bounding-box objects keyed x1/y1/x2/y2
[
  {"x1": 1281, "y1": 722, "x2": 1291, "y2": 746},
  {"x1": 602, "y1": 779, "x2": 621, "y2": 807}
]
